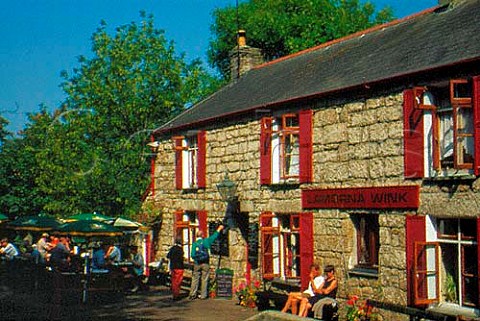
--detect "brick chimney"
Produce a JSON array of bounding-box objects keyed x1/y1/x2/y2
[{"x1": 229, "y1": 30, "x2": 264, "y2": 80}]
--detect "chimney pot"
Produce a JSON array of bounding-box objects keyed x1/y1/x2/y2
[
  {"x1": 229, "y1": 29, "x2": 264, "y2": 80},
  {"x1": 238, "y1": 30, "x2": 246, "y2": 47}
]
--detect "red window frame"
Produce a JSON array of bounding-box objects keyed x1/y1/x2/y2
[
  {"x1": 260, "y1": 212, "x2": 313, "y2": 290},
  {"x1": 173, "y1": 131, "x2": 206, "y2": 190},
  {"x1": 260, "y1": 109, "x2": 312, "y2": 185},
  {"x1": 173, "y1": 210, "x2": 207, "y2": 262},
  {"x1": 413, "y1": 241, "x2": 440, "y2": 306},
  {"x1": 404, "y1": 76, "x2": 480, "y2": 178}
]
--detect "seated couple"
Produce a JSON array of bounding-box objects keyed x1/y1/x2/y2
[{"x1": 281, "y1": 264, "x2": 337, "y2": 319}]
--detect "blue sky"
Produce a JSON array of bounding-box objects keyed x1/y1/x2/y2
[{"x1": 0, "y1": 0, "x2": 438, "y2": 134}]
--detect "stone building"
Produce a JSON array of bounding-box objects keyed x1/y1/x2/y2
[{"x1": 145, "y1": 0, "x2": 480, "y2": 319}]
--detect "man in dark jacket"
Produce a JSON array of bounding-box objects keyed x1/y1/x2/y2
[
  {"x1": 188, "y1": 224, "x2": 224, "y2": 300},
  {"x1": 167, "y1": 236, "x2": 184, "y2": 300}
]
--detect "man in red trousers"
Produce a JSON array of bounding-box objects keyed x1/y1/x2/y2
[{"x1": 167, "y1": 236, "x2": 184, "y2": 300}]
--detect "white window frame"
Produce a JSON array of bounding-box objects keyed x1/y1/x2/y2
[
  {"x1": 175, "y1": 211, "x2": 199, "y2": 262},
  {"x1": 271, "y1": 114, "x2": 300, "y2": 184},
  {"x1": 181, "y1": 136, "x2": 198, "y2": 189},
  {"x1": 423, "y1": 216, "x2": 479, "y2": 311}
]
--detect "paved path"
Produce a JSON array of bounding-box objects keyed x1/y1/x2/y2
[{"x1": 0, "y1": 284, "x2": 260, "y2": 321}]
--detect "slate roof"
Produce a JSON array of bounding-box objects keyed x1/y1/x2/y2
[{"x1": 157, "y1": 0, "x2": 480, "y2": 133}]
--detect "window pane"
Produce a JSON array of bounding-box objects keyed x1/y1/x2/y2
[
  {"x1": 441, "y1": 243, "x2": 458, "y2": 303},
  {"x1": 284, "y1": 133, "x2": 299, "y2": 177},
  {"x1": 185, "y1": 136, "x2": 198, "y2": 187},
  {"x1": 456, "y1": 107, "x2": 474, "y2": 166},
  {"x1": 463, "y1": 245, "x2": 477, "y2": 275},
  {"x1": 284, "y1": 114, "x2": 299, "y2": 128},
  {"x1": 463, "y1": 244, "x2": 478, "y2": 306},
  {"x1": 439, "y1": 111, "x2": 454, "y2": 168},
  {"x1": 354, "y1": 214, "x2": 379, "y2": 268},
  {"x1": 460, "y1": 219, "x2": 476, "y2": 240},
  {"x1": 463, "y1": 276, "x2": 478, "y2": 307},
  {"x1": 452, "y1": 81, "x2": 472, "y2": 101},
  {"x1": 438, "y1": 219, "x2": 457, "y2": 238}
]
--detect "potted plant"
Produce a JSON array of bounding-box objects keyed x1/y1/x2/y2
[
  {"x1": 234, "y1": 278, "x2": 261, "y2": 308},
  {"x1": 346, "y1": 295, "x2": 382, "y2": 321}
]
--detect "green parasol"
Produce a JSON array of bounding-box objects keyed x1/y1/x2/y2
[
  {"x1": 56, "y1": 220, "x2": 123, "y2": 237},
  {"x1": 65, "y1": 212, "x2": 115, "y2": 223},
  {"x1": 7, "y1": 215, "x2": 62, "y2": 231}
]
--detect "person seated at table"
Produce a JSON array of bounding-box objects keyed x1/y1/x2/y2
[
  {"x1": 91, "y1": 243, "x2": 107, "y2": 270},
  {"x1": 49, "y1": 236, "x2": 72, "y2": 272},
  {"x1": 0, "y1": 238, "x2": 19, "y2": 261},
  {"x1": 281, "y1": 263, "x2": 324, "y2": 315},
  {"x1": 36, "y1": 233, "x2": 50, "y2": 264},
  {"x1": 123, "y1": 245, "x2": 146, "y2": 292},
  {"x1": 105, "y1": 242, "x2": 122, "y2": 264},
  {"x1": 298, "y1": 264, "x2": 338, "y2": 318}
]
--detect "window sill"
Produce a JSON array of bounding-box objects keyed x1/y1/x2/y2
[
  {"x1": 181, "y1": 187, "x2": 201, "y2": 193},
  {"x1": 348, "y1": 267, "x2": 379, "y2": 278},
  {"x1": 269, "y1": 181, "x2": 300, "y2": 190},
  {"x1": 426, "y1": 173, "x2": 476, "y2": 182},
  {"x1": 427, "y1": 302, "x2": 479, "y2": 319}
]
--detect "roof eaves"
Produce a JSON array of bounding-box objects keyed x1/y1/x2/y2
[
  {"x1": 253, "y1": 5, "x2": 442, "y2": 70},
  {"x1": 154, "y1": 80, "x2": 237, "y2": 133},
  {"x1": 154, "y1": 56, "x2": 480, "y2": 136}
]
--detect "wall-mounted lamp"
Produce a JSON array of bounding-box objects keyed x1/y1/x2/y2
[
  {"x1": 216, "y1": 173, "x2": 239, "y2": 230},
  {"x1": 216, "y1": 173, "x2": 237, "y2": 202}
]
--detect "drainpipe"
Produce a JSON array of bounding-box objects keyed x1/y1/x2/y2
[{"x1": 150, "y1": 134, "x2": 156, "y2": 196}]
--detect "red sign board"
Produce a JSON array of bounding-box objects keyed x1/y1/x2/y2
[{"x1": 302, "y1": 186, "x2": 419, "y2": 209}]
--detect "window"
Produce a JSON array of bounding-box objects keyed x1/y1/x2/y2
[
  {"x1": 404, "y1": 76, "x2": 480, "y2": 178},
  {"x1": 260, "y1": 110, "x2": 312, "y2": 185},
  {"x1": 173, "y1": 131, "x2": 206, "y2": 189},
  {"x1": 407, "y1": 216, "x2": 480, "y2": 309},
  {"x1": 272, "y1": 114, "x2": 300, "y2": 182},
  {"x1": 436, "y1": 218, "x2": 478, "y2": 307},
  {"x1": 260, "y1": 212, "x2": 313, "y2": 289},
  {"x1": 352, "y1": 214, "x2": 379, "y2": 270},
  {"x1": 174, "y1": 210, "x2": 207, "y2": 262}
]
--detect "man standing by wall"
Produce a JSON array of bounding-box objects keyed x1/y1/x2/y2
[
  {"x1": 167, "y1": 235, "x2": 184, "y2": 300},
  {"x1": 188, "y1": 224, "x2": 224, "y2": 300}
]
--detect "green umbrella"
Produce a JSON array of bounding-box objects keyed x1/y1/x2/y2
[
  {"x1": 7, "y1": 215, "x2": 62, "y2": 231},
  {"x1": 56, "y1": 220, "x2": 123, "y2": 237},
  {"x1": 65, "y1": 212, "x2": 115, "y2": 223},
  {"x1": 0, "y1": 214, "x2": 9, "y2": 221}
]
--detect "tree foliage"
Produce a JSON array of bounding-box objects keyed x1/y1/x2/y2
[
  {"x1": 208, "y1": 0, "x2": 394, "y2": 79},
  {"x1": 0, "y1": 109, "x2": 52, "y2": 218}
]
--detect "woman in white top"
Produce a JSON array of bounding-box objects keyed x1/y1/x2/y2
[{"x1": 281, "y1": 263, "x2": 324, "y2": 315}]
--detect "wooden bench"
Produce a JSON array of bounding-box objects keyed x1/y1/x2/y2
[
  {"x1": 256, "y1": 278, "x2": 339, "y2": 321},
  {"x1": 256, "y1": 278, "x2": 301, "y2": 311}
]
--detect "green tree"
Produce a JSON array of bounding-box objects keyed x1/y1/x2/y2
[
  {"x1": 32, "y1": 12, "x2": 220, "y2": 218},
  {"x1": 208, "y1": 0, "x2": 394, "y2": 80},
  {"x1": 0, "y1": 109, "x2": 52, "y2": 218},
  {"x1": 0, "y1": 115, "x2": 10, "y2": 144}
]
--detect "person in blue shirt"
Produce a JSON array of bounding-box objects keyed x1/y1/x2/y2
[
  {"x1": 188, "y1": 224, "x2": 224, "y2": 300},
  {"x1": 91, "y1": 244, "x2": 106, "y2": 270},
  {"x1": 0, "y1": 238, "x2": 19, "y2": 261},
  {"x1": 128, "y1": 245, "x2": 146, "y2": 292},
  {"x1": 105, "y1": 243, "x2": 122, "y2": 263}
]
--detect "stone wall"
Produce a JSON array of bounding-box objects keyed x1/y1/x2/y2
[{"x1": 147, "y1": 88, "x2": 480, "y2": 320}]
